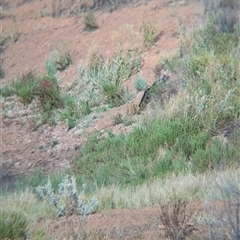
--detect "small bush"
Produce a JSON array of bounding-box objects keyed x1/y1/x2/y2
[
  {"x1": 55, "y1": 41, "x2": 72, "y2": 71},
  {"x1": 0, "y1": 210, "x2": 28, "y2": 239},
  {"x1": 77, "y1": 48, "x2": 141, "y2": 108},
  {"x1": 80, "y1": 100, "x2": 91, "y2": 116},
  {"x1": 55, "y1": 50, "x2": 72, "y2": 71},
  {"x1": 134, "y1": 77, "x2": 147, "y2": 91},
  {"x1": 101, "y1": 78, "x2": 123, "y2": 106},
  {"x1": 160, "y1": 200, "x2": 194, "y2": 240},
  {"x1": 112, "y1": 113, "x2": 124, "y2": 125},
  {"x1": 34, "y1": 175, "x2": 99, "y2": 216},
  {"x1": 154, "y1": 59, "x2": 165, "y2": 79},
  {"x1": 140, "y1": 20, "x2": 156, "y2": 47},
  {"x1": 84, "y1": 12, "x2": 99, "y2": 31},
  {"x1": 87, "y1": 44, "x2": 104, "y2": 72},
  {"x1": 34, "y1": 75, "x2": 63, "y2": 110}
]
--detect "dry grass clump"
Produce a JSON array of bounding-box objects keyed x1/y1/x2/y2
[
  {"x1": 140, "y1": 20, "x2": 157, "y2": 48},
  {"x1": 87, "y1": 44, "x2": 104, "y2": 71},
  {"x1": 203, "y1": 176, "x2": 240, "y2": 240},
  {"x1": 35, "y1": 75, "x2": 63, "y2": 110},
  {"x1": 159, "y1": 200, "x2": 195, "y2": 240},
  {"x1": 52, "y1": 0, "x2": 138, "y2": 17},
  {"x1": 84, "y1": 11, "x2": 99, "y2": 31},
  {"x1": 203, "y1": 0, "x2": 240, "y2": 33}
]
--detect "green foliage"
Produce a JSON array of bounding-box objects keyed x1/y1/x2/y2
[
  {"x1": 0, "y1": 210, "x2": 28, "y2": 239},
  {"x1": 74, "y1": 116, "x2": 221, "y2": 187},
  {"x1": 192, "y1": 137, "x2": 239, "y2": 173},
  {"x1": 77, "y1": 48, "x2": 141, "y2": 108},
  {"x1": 0, "y1": 84, "x2": 13, "y2": 97},
  {"x1": 84, "y1": 12, "x2": 99, "y2": 31},
  {"x1": 45, "y1": 58, "x2": 57, "y2": 78},
  {"x1": 1, "y1": 70, "x2": 37, "y2": 104},
  {"x1": 0, "y1": 70, "x2": 63, "y2": 111},
  {"x1": 134, "y1": 76, "x2": 147, "y2": 91},
  {"x1": 55, "y1": 50, "x2": 72, "y2": 71},
  {"x1": 166, "y1": 27, "x2": 240, "y2": 132},
  {"x1": 140, "y1": 20, "x2": 156, "y2": 47}
]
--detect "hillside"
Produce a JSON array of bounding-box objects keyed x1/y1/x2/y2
[{"x1": 1, "y1": 0, "x2": 240, "y2": 239}]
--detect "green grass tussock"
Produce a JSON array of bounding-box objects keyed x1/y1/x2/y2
[{"x1": 0, "y1": 210, "x2": 28, "y2": 240}]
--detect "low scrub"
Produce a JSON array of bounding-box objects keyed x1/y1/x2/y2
[
  {"x1": 203, "y1": 176, "x2": 240, "y2": 239},
  {"x1": 134, "y1": 76, "x2": 148, "y2": 91},
  {"x1": 76, "y1": 48, "x2": 141, "y2": 108},
  {"x1": 34, "y1": 175, "x2": 99, "y2": 217},
  {"x1": 159, "y1": 200, "x2": 194, "y2": 240},
  {"x1": 203, "y1": 0, "x2": 239, "y2": 33},
  {"x1": 35, "y1": 75, "x2": 63, "y2": 110},
  {"x1": 84, "y1": 11, "x2": 99, "y2": 31},
  {"x1": 140, "y1": 20, "x2": 157, "y2": 48},
  {"x1": 46, "y1": 41, "x2": 72, "y2": 72},
  {"x1": 1, "y1": 70, "x2": 37, "y2": 104},
  {"x1": 1, "y1": 71, "x2": 63, "y2": 110},
  {"x1": 73, "y1": 23, "x2": 240, "y2": 189}
]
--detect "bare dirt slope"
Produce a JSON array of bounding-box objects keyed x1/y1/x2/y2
[
  {"x1": 1, "y1": 0, "x2": 203, "y2": 176},
  {"x1": 1, "y1": 0, "x2": 205, "y2": 238}
]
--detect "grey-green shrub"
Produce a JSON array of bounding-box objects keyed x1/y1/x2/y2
[
  {"x1": 34, "y1": 175, "x2": 99, "y2": 216},
  {"x1": 77, "y1": 48, "x2": 141, "y2": 108},
  {"x1": 46, "y1": 48, "x2": 72, "y2": 73},
  {"x1": 134, "y1": 77, "x2": 147, "y2": 91}
]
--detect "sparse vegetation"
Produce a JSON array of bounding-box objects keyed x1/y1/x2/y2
[
  {"x1": 1, "y1": 1, "x2": 240, "y2": 239},
  {"x1": 35, "y1": 74, "x2": 63, "y2": 110},
  {"x1": 11, "y1": 16, "x2": 20, "y2": 42},
  {"x1": 140, "y1": 20, "x2": 157, "y2": 48},
  {"x1": 203, "y1": 0, "x2": 239, "y2": 33},
  {"x1": 203, "y1": 176, "x2": 240, "y2": 240},
  {"x1": 0, "y1": 70, "x2": 63, "y2": 111},
  {"x1": 47, "y1": 41, "x2": 72, "y2": 72},
  {"x1": 86, "y1": 44, "x2": 104, "y2": 72},
  {"x1": 84, "y1": 12, "x2": 99, "y2": 31},
  {"x1": 76, "y1": 47, "x2": 141, "y2": 108},
  {"x1": 1, "y1": 70, "x2": 37, "y2": 104}
]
